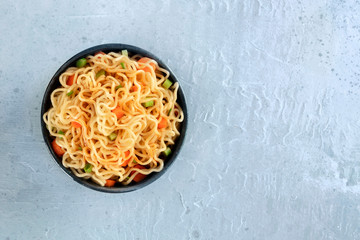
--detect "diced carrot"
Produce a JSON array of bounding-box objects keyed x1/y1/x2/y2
[
  {"x1": 158, "y1": 117, "x2": 167, "y2": 129},
  {"x1": 138, "y1": 57, "x2": 156, "y2": 73},
  {"x1": 111, "y1": 106, "x2": 124, "y2": 119},
  {"x1": 130, "y1": 85, "x2": 138, "y2": 92},
  {"x1": 66, "y1": 75, "x2": 75, "y2": 86},
  {"x1": 71, "y1": 121, "x2": 82, "y2": 128},
  {"x1": 95, "y1": 51, "x2": 105, "y2": 55},
  {"x1": 120, "y1": 158, "x2": 130, "y2": 167},
  {"x1": 131, "y1": 165, "x2": 146, "y2": 182},
  {"x1": 120, "y1": 150, "x2": 131, "y2": 167},
  {"x1": 105, "y1": 179, "x2": 116, "y2": 187},
  {"x1": 125, "y1": 150, "x2": 130, "y2": 157},
  {"x1": 51, "y1": 139, "x2": 65, "y2": 157}
]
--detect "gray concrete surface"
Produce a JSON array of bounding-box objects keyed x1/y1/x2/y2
[{"x1": 1, "y1": 0, "x2": 360, "y2": 239}]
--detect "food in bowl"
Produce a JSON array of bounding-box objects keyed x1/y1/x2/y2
[{"x1": 43, "y1": 50, "x2": 184, "y2": 187}]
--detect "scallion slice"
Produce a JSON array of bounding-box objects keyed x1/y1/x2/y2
[
  {"x1": 84, "y1": 163, "x2": 92, "y2": 173},
  {"x1": 168, "y1": 108, "x2": 172, "y2": 116},
  {"x1": 162, "y1": 79, "x2": 173, "y2": 89},
  {"x1": 163, "y1": 147, "x2": 172, "y2": 156},
  {"x1": 58, "y1": 130, "x2": 65, "y2": 135},
  {"x1": 115, "y1": 84, "x2": 122, "y2": 90},
  {"x1": 66, "y1": 90, "x2": 74, "y2": 96},
  {"x1": 142, "y1": 100, "x2": 154, "y2": 108},
  {"x1": 122, "y1": 50, "x2": 128, "y2": 57},
  {"x1": 108, "y1": 132, "x2": 117, "y2": 141},
  {"x1": 120, "y1": 62, "x2": 125, "y2": 69},
  {"x1": 76, "y1": 58, "x2": 87, "y2": 68},
  {"x1": 95, "y1": 69, "x2": 106, "y2": 79}
]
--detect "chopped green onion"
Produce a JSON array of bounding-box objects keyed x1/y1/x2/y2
[
  {"x1": 120, "y1": 62, "x2": 126, "y2": 69},
  {"x1": 78, "y1": 146, "x2": 82, "y2": 150},
  {"x1": 122, "y1": 50, "x2": 128, "y2": 57},
  {"x1": 95, "y1": 69, "x2": 106, "y2": 79},
  {"x1": 168, "y1": 108, "x2": 172, "y2": 116},
  {"x1": 115, "y1": 84, "x2": 122, "y2": 90},
  {"x1": 84, "y1": 163, "x2": 92, "y2": 173},
  {"x1": 76, "y1": 58, "x2": 87, "y2": 68},
  {"x1": 142, "y1": 100, "x2": 154, "y2": 108},
  {"x1": 162, "y1": 79, "x2": 173, "y2": 89},
  {"x1": 108, "y1": 132, "x2": 117, "y2": 141},
  {"x1": 58, "y1": 130, "x2": 65, "y2": 135},
  {"x1": 132, "y1": 159, "x2": 137, "y2": 164},
  {"x1": 66, "y1": 90, "x2": 74, "y2": 96},
  {"x1": 163, "y1": 147, "x2": 172, "y2": 156},
  {"x1": 125, "y1": 177, "x2": 130, "y2": 181}
]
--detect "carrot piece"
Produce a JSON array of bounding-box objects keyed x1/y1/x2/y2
[
  {"x1": 130, "y1": 85, "x2": 138, "y2": 92},
  {"x1": 51, "y1": 139, "x2": 65, "y2": 157},
  {"x1": 105, "y1": 179, "x2": 116, "y2": 187},
  {"x1": 120, "y1": 158, "x2": 130, "y2": 167},
  {"x1": 71, "y1": 121, "x2": 82, "y2": 128},
  {"x1": 131, "y1": 165, "x2": 146, "y2": 182},
  {"x1": 111, "y1": 106, "x2": 124, "y2": 119},
  {"x1": 66, "y1": 75, "x2": 75, "y2": 86},
  {"x1": 120, "y1": 150, "x2": 131, "y2": 166},
  {"x1": 138, "y1": 57, "x2": 156, "y2": 73},
  {"x1": 125, "y1": 150, "x2": 130, "y2": 158},
  {"x1": 158, "y1": 117, "x2": 167, "y2": 129}
]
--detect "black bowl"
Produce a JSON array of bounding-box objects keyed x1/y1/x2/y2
[{"x1": 41, "y1": 43, "x2": 188, "y2": 193}]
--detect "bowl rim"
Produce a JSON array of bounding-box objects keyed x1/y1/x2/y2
[{"x1": 40, "y1": 43, "x2": 188, "y2": 193}]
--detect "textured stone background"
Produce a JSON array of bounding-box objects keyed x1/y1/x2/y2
[{"x1": 1, "y1": 0, "x2": 360, "y2": 239}]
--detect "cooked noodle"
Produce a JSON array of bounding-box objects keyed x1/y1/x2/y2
[{"x1": 43, "y1": 51, "x2": 183, "y2": 186}]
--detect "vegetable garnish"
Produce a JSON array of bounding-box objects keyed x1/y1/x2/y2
[
  {"x1": 111, "y1": 107, "x2": 124, "y2": 119},
  {"x1": 115, "y1": 84, "x2": 122, "y2": 90},
  {"x1": 95, "y1": 69, "x2": 106, "y2": 79},
  {"x1": 108, "y1": 132, "x2": 117, "y2": 141},
  {"x1": 162, "y1": 79, "x2": 173, "y2": 89},
  {"x1": 66, "y1": 90, "x2": 74, "y2": 96},
  {"x1": 158, "y1": 117, "x2": 167, "y2": 129},
  {"x1": 67, "y1": 75, "x2": 75, "y2": 86},
  {"x1": 131, "y1": 85, "x2": 138, "y2": 92},
  {"x1": 138, "y1": 57, "x2": 156, "y2": 73},
  {"x1": 71, "y1": 121, "x2": 81, "y2": 128},
  {"x1": 51, "y1": 139, "x2": 65, "y2": 157},
  {"x1": 163, "y1": 147, "x2": 172, "y2": 156},
  {"x1": 84, "y1": 163, "x2": 92, "y2": 173},
  {"x1": 131, "y1": 165, "x2": 147, "y2": 182},
  {"x1": 105, "y1": 179, "x2": 116, "y2": 187},
  {"x1": 58, "y1": 130, "x2": 65, "y2": 135},
  {"x1": 122, "y1": 50, "x2": 128, "y2": 56},
  {"x1": 120, "y1": 151, "x2": 131, "y2": 167},
  {"x1": 168, "y1": 108, "x2": 172, "y2": 116},
  {"x1": 78, "y1": 146, "x2": 82, "y2": 150},
  {"x1": 76, "y1": 58, "x2": 87, "y2": 68},
  {"x1": 120, "y1": 62, "x2": 125, "y2": 69},
  {"x1": 143, "y1": 100, "x2": 154, "y2": 108}
]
